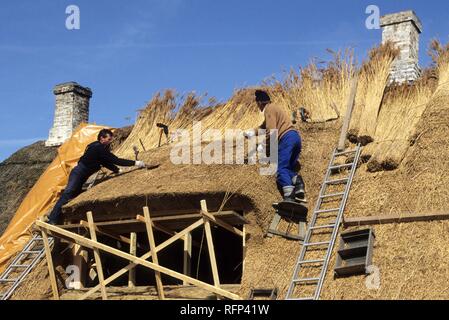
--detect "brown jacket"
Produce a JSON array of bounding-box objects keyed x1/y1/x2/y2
[{"x1": 255, "y1": 103, "x2": 295, "y2": 141}]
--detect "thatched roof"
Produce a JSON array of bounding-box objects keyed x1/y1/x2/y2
[
  {"x1": 0, "y1": 141, "x2": 57, "y2": 234},
  {"x1": 62, "y1": 142, "x2": 279, "y2": 229},
  {"x1": 10, "y1": 41, "x2": 449, "y2": 300}
]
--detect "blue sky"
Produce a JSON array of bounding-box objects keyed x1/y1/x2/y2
[{"x1": 1, "y1": 0, "x2": 448, "y2": 161}]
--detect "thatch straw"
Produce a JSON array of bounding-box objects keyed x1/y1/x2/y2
[
  {"x1": 365, "y1": 78, "x2": 435, "y2": 172},
  {"x1": 349, "y1": 43, "x2": 399, "y2": 146},
  {"x1": 365, "y1": 41, "x2": 448, "y2": 172},
  {"x1": 0, "y1": 142, "x2": 58, "y2": 234},
  {"x1": 268, "y1": 49, "x2": 355, "y2": 123},
  {"x1": 199, "y1": 88, "x2": 264, "y2": 136},
  {"x1": 322, "y1": 221, "x2": 449, "y2": 300},
  {"x1": 115, "y1": 90, "x2": 210, "y2": 159}
]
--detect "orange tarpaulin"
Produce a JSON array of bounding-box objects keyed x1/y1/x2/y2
[{"x1": 0, "y1": 123, "x2": 111, "y2": 272}]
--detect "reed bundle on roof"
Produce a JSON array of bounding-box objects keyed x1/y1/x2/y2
[
  {"x1": 269, "y1": 49, "x2": 355, "y2": 123},
  {"x1": 349, "y1": 43, "x2": 399, "y2": 145}
]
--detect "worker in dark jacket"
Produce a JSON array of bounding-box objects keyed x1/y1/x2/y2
[{"x1": 47, "y1": 129, "x2": 145, "y2": 224}]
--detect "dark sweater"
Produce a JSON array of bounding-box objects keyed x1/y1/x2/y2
[{"x1": 78, "y1": 141, "x2": 135, "y2": 175}]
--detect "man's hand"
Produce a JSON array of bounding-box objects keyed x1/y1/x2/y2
[
  {"x1": 243, "y1": 129, "x2": 256, "y2": 139},
  {"x1": 135, "y1": 160, "x2": 146, "y2": 168}
]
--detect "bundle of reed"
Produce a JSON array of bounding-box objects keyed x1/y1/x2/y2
[
  {"x1": 199, "y1": 88, "x2": 264, "y2": 137},
  {"x1": 117, "y1": 87, "x2": 268, "y2": 159},
  {"x1": 347, "y1": 71, "x2": 368, "y2": 143},
  {"x1": 428, "y1": 40, "x2": 449, "y2": 94},
  {"x1": 349, "y1": 43, "x2": 399, "y2": 145},
  {"x1": 365, "y1": 40, "x2": 446, "y2": 172},
  {"x1": 115, "y1": 90, "x2": 208, "y2": 158},
  {"x1": 269, "y1": 49, "x2": 355, "y2": 123},
  {"x1": 382, "y1": 40, "x2": 449, "y2": 169},
  {"x1": 402, "y1": 40, "x2": 449, "y2": 173},
  {"x1": 365, "y1": 80, "x2": 434, "y2": 172}
]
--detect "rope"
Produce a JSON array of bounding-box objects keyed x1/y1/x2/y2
[{"x1": 195, "y1": 228, "x2": 205, "y2": 279}]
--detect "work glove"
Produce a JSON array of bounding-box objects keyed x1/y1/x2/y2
[
  {"x1": 135, "y1": 160, "x2": 146, "y2": 168},
  {"x1": 243, "y1": 129, "x2": 256, "y2": 139}
]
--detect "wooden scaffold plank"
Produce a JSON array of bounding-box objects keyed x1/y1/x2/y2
[
  {"x1": 86, "y1": 211, "x2": 108, "y2": 300},
  {"x1": 39, "y1": 217, "x2": 60, "y2": 300},
  {"x1": 344, "y1": 211, "x2": 449, "y2": 227},
  {"x1": 143, "y1": 207, "x2": 165, "y2": 300},
  {"x1": 35, "y1": 219, "x2": 240, "y2": 300},
  {"x1": 128, "y1": 232, "x2": 137, "y2": 288},
  {"x1": 201, "y1": 200, "x2": 221, "y2": 299},
  {"x1": 183, "y1": 232, "x2": 192, "y2": 285}
]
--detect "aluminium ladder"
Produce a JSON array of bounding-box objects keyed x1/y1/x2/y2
[
  {"x1": 0, "y1": 234, "x2": 53, "y2": 300},
  {"x1": 285, "y1": 144, "x2": 362, "y2": 300}
]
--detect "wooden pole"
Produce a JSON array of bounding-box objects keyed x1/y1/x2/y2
[
  {"x1": 39, "y1": 218, "x2": 59, "y2": 300},
  {"x1": 80, "y1": 220, "x2": 136, "y2": 246},
  {"x1": 86, "y1": 211, "x2": 108, "y2": 300},
  {"x1": 158, "y1": 130, "x2": 163, "y2": 147},
  {"x1": 344, "y1": 211, "x2": 449, "y2": 227},
  {"x1": 337, "y1": 74, "x2": 359, "y2": 151},
  {"x1": 200, "y1": 200, "x2": 221, "y2": 299},
  {"x1": 128, "y1": 232, "x2": 137, "y2": 288},
  {"x1": 35, "y1": 219, "x2": 239, "y2": 300},
  {"x1": 136, "y1": 215, "x2": 175, "y2": 236},
  {"x1": 201, "y1": 210, "x2": 243, "y2": 237},
  {"x1": 139, "y1": 138, "x2": 146, "y2": 152},
  {"x1": 143, "y1": 207, "x2": 165, "y2": 300},
  {"x1": 242, "y1": 224, "x2": 246, "y2": 275},
  {"x1": 183, "y1": 233, "x2": 192, "y2": 285}
]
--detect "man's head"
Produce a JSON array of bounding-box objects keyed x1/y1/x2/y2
[
  {"x1": 255, "y1": 90, "x2": 271, "y2": 111},
  {"x1": 97, "y1": 129, "x2": 114, "y2": 145}
]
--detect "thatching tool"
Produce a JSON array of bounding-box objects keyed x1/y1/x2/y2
[
  {"x1": 139, "y1": 138, "x2": 146, "y2": 152},
  {"x1": 299, "y1": 108, "x2": 310, "y2": 123},
  {"x1": 292, "y1": 111, "x2": 298, "y2": 125},
  {"x1": 132, "y1": 145, "x2": 139, "y2": 161},
  {"x1": 156, "y1": 123, "x2": 169, "y2": 147}
]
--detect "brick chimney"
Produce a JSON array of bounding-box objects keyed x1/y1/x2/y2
[
  {"x1": 45, "y1": 82, "x2": 92, "y2": 147},
  {"x1": 380, "y1": 10, "x2": 423, "y2": 84}
]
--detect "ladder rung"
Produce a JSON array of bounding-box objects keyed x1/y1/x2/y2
[
  {"x1": 320, "y1": 192, "x2": 345, "y2": 199},
  {"x1": 335, "y1": 149, "x2": 357, "y2": 156},
  {"x1": 299, "y1": 259, "x2": 325, "y2": 264},
  {"x1": 294, "y1": 277, "x2": 320, "y2": 283},
  {"x1": 11, "y1": 264, "x2": 30, "y2": 268},
  {"x1": 22, "y1": 250, "x2": 42, "y2": 255},
  {"x1": 304, "y1": 241, "x2": 330, "y2": 247},
  {"x1": 329, "y1": 163, "x2": 353, "y2": 170},
  {"x1": 0, "y1": 279, "x2": 18, "y2": 283},
  {"x1": 316, "y1": 208, "x2": 340, "y2": 214},
  {"x1": 325, "y1": 178, "x2": 349, "y2": 185},
  {"x1": 310, "y1": 224, "x2": 336, "y2": 230}
]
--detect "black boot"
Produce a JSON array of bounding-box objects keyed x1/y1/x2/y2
[{"x1": 293, "y1": 175, "x2": 307, "y2": 202}]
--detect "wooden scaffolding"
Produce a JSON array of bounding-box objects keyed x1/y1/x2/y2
[{"x1": 35, "y1": 199, "x2": 248, "y2": 300}]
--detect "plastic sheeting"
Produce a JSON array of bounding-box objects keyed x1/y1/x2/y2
[{"x1": 0, "y1": 123, "x2": 111, "y2": 272}]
